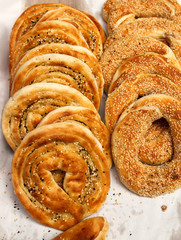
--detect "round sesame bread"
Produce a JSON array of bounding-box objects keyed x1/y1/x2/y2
[
  {"x1": 109, "y1": 53, "x2": 181, "y2": 93},
  {"x1": 107, "y1": 0, "x2": 181, "y2": 34},
  {"x1": 112, "y1": 94, "x2": 181, "y2": 197},
  {"x1": 9, "y1": 20, "x2": 89, "y2": 73},
  {"x1": 11, "y1": 122, "x2": 110, "y2": 230},
  {"x1": 52, "y1": 217, "x2": 109, "y2": 240},
  {"x1": 38, "y1": 106, "x2": 112, "y2": 169},
  {"x1": 100, "y1": 36, "x2": 179, "y2": 93},
  {"x1": 11, "y1": 44, "x2": 104, "y2": 101},
  {"x1": 10, "y1": 54, "x2": 100, "y2": 110},
  {"x1": 38, "y1": 6, "x2": 104, "y2": 60},
  {"x1": 1, "y1": 83, "x2": 97, "y2": 151}
]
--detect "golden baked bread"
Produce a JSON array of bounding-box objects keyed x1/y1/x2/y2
[
  {"x1": 52, "y1": 217, "x2": 109, "y2": 240},
  {"x1": 109, "y1": 53, "x2": 181, "y2": 93},
  {"x1": 12, "y1": 122, "x2": 110, "y2": 230},
  {"x1": 106, "y1": 0, "x2": 181, "y2": 34},
  {"x1": 38, "y1": 6, "x2": 103, "y2": 60},
  {"x1": 100, "y1": 36, "x2": 179, "y2": 92},
  {"x1": 38, "y1": 106, "x2": 112, "y2": 168},
  {"x1": 11, "y1": 44, "x2": 104, "y2": 100},
  {"x1": 9, "y1": 20, "x2": 89, "y2": 73},
  {"x1": 10, "y1": 54, "x2": 100, "y2": 109},
  {"x1": 112, "y1": 94, "x2": 181, "y2": 197},
  {"x1": 2, "y1": 83, "x2": 97, "y2": 151}
]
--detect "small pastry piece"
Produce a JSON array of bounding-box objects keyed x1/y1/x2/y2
[
  {"x1": 10, "y1": 54, "x2": 100, "y2": 109},
  {"x1": 52, "y1": 217, "x2": 109, "y2": 240},
  {"x1": 100, "y1": 36, "x2": 179, "y2": 92},
  {"x1": 9, "y1": 20, "x2": 89, "y2": 72},
  {"x1": 11, "y1": 44, "x2": 104, "y2": 100},
  {"x1": 107, "y1": 0, "x2": 181, "y2": 34},
  {"x1": 112, "y1": 94, "x2": 181, "y2": 197},
  {"x1": 12, "y1": 122, "x2": 110, "y2": 230},
  {"x1": 1, "y1": 83, "x2": 97, "y2": 151},
  {"x1": 38, "y1": 106, "x2": 112, "y2": 168},
  {"x1": 38, "y1": 6, "x2": 104, "y2": 59}
]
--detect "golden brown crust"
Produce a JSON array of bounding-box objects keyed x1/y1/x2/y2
[
  {"x1": 9, "y1": 20, "x2": 89, "y2": 73},
  {"x1": 100, "y1": 36, "x2": 179, "y2": 93},
  {"x1": 11, "y1": 44, "x2": 104, "y2": 100},
  {"x1": 52, "y1": 217, "x2": 109, "y2": 240},
  {"x1": 12, "y1": 122, "x2": 110, "y2": 230},
  {"x1": 1, "y1": 83, "x2": 97, "y2": 151},
  {"x1": 11, "y1": 54, "x2": 100, "y2": 109},
  {"x1": 38, "y1": 106, "x2": 112, "y2": 168},
  {"x1": 107, "y1": 0, "x2": 181, "y2": 34},
  {"x1": 102, "y1": 0, "x2": 118, "y2": 22},
  {"x1": 112, "y1": 94, "x2": 181, "y2": 197}
]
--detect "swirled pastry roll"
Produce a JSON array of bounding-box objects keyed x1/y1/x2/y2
[
  {"x1": 10, "y1": 54, "x2": 100, "y2": 109},
  {"x1": 100, "y1": 36, "x2": 179, "y2": 92},
  {"x1": 52, "y1": 217, "x2": 109, "y2": 240},
  {"x1": 106, "y1": 0, "x2": 181, "y2": 34},
  {"x1": 11, "y1": 44, "x2": 104, "y2": 100},
  {"x1": 9, "y1": 20, "x2": 89, "y2": 72},
  {"x1": 1, "y1": 83, "x2": 97, "y2": 151},
  {"x1": 109, "y1": 53, "x2": 181, "y2": 93},
  {"x1": 112, "y1": 94, "x2": 181, "y2": 197},
  {"x1": 38, "y1": 106, "x2": 112, "y2": 168},
  {"x1": 12, "y1": 122, "x2": 110, "y2": 230},
  {"x1": 38, "y1": 6, "x2": 104, "y2": 60}
]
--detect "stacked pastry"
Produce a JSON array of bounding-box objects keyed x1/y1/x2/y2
[
  {"x1": 101, "y1": 0, "x2": 181, "y2": 197},
  {"x1": 1, "y1": 3, "x2": 110, "y2": 238}
]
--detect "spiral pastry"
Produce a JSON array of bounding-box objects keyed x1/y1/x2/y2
[
  {"x1": 100, "y1": 35, "x2": 179, "y2": 92},
  {"x1": 11, "y1": 44, "x2": 104, "y2": 100},
  {"x1": 112, "y1": 94, "x2": 181, "y2": 197},
  {"x1": 52, "y1": 217, "x2": 109, "y2": 240},
  {"x1": 1, "y1": 83, "x2": 97, "y2": 151},
  {"x1": 106, "y1": 0, "x2": 181, "y2": 34},
  {"x1": 38, "y1": 106, "x2": 112, "y2": 168},
  {"x1": 10, "y1": 54, "x2": 100, "y2": 109},
  {"x1": 12, "y1": 122, "x2": 110, "y2": 230},
  {"x1": 9, "y1": 20, "x2": 89, "y2": 72}
]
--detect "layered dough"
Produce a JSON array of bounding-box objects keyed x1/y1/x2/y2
[
  {"x1": 52, "y1": 217, "x2": 109, "y2": 240},
  {"x1": 12, "y1": 122, "x2": 110, "y2": 230},
  {"x1": 112, "y1": 94, "x2": 181, "y2": 197}
]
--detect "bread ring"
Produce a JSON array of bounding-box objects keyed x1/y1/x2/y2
[
  {"x1": 38, "y1": 7, "x2": 104, "y2": 59},
  {"x1": 52, "y1": 217, "x2": 109, "y2": 240},
  {"x1": 106, "y1": 73, "x2": 181, "y2": 133},
  {"x1": 11, "y1": 44, "x2": 104, "y2": 101},
  {"x1": 104, "y1": 18, "x2": 181, "y2": 65},
  {"x1": 109, "y1": 53, "x2": 181, "y2": 93},
  {"x1": 100, "y1": 36, "x2": 179, "y2": 92},
  {"x1": 9, "y1": 20, "x2": 89, "y2": 72},
  {"x1": 11, "y1": 54, "x2": 100, "y2": 109},
  {"x1": 1, "y1": 83, "x2": 97, "y2": 151},
  {"x1": 12, "y1": 122, "x2": 110, "y2": 230},
  {"x1": 38, "y1": 106, "x2": 112, "y2": 169},
  {"x1": 107, "y1": 0, "x2": 181, "y2": 34},
  {"x1": 112, "y1": 94, "x2": 181, "y2": 197}
]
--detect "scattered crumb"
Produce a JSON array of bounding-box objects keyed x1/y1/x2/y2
[{"x1": 161, "y1": 205, "x2": 167, "y2": 212}]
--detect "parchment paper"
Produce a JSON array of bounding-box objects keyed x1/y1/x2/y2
[{"x1": 0, "y1": 0, "x2": 181, "y2": 239}]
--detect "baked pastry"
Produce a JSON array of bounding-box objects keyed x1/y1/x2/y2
[
  {"x1": 11, "y1": 43, "x2": 104, "y2": 100},
  {"x1": 100, "y1": 36, "x2": 179, "y2": 92},
  {"x1": 38, "y1": 6, "x2": 104, "y2": 59},
  {"x1": 9, "y1": 20, "x2": 89, "y2": 72},
  {"x1": 10, "y1": 54, "x2": 100, "y2": 109},
  {"x1": 106, "y1": 0, "x2": 181, "y2": 34},
  {"x1": 112, "y1": 94, "x2": 181, "y2": 197},
  {"x1": 52, "y1": 217, "x2": 109, "y2": 240},
  {"x1": 1, "y1": 83, "x2": 97, "y2": 151},
  {"x1": 109, "y1": 53, "x2": 181, "y2": 93},
  {"x1": 12, "y1": 122, "x2": 110, "y2": 230},
  {"x1": 38, "y1": 106, "x2": 112, "y2": 168}
]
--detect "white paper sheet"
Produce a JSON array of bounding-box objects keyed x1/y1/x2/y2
[{"x1": 1, "y1": 1, "x2": 181, "y2": 239}]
